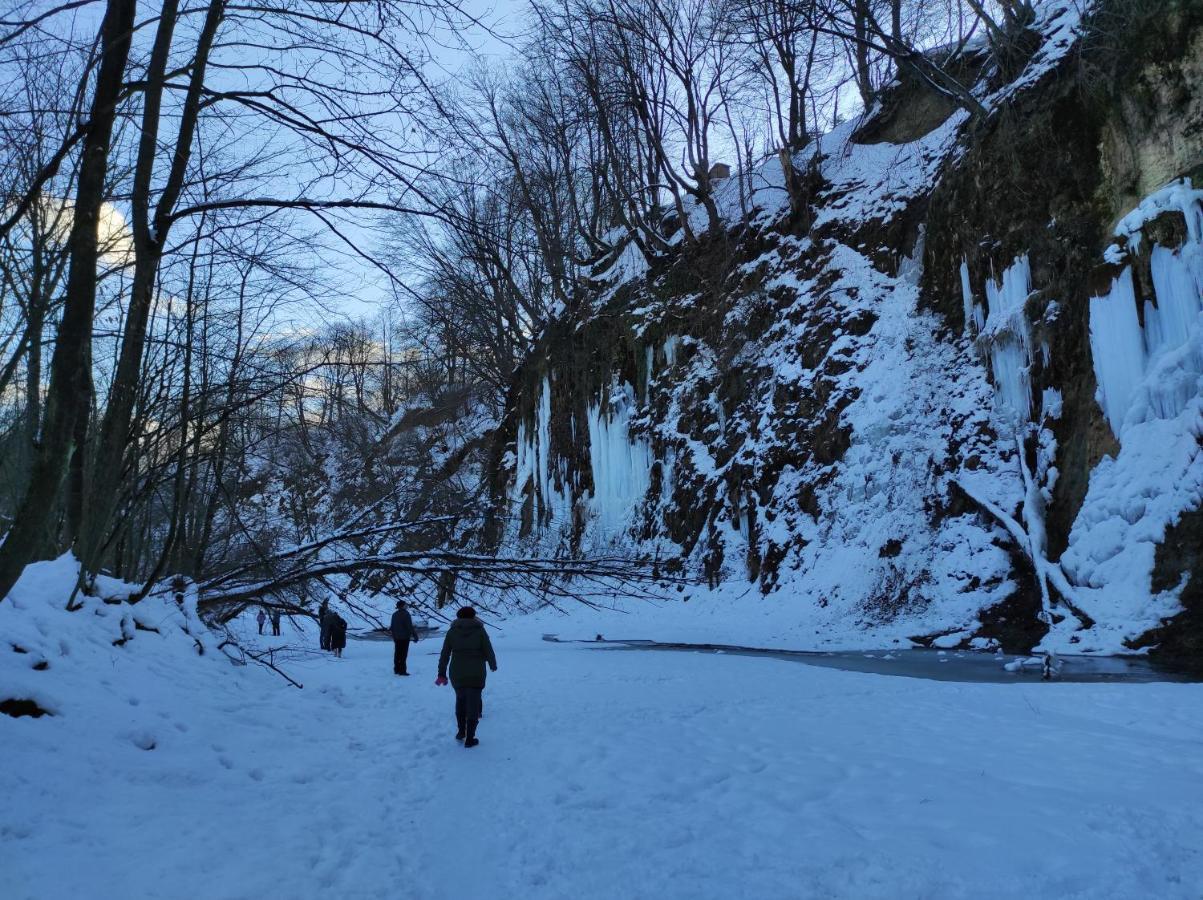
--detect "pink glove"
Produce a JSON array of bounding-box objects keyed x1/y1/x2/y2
[{"x1": 435, "y1": 675, "x2": 448, "y2": 686}]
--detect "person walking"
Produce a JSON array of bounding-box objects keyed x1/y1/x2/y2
[
  {"x1": 389, "y1": 600, "x2": 419, "y2": 676},
  {"x1": 435, "y1": 607, "x2": 497, "y2": 748},
  {"x1": 330, "y1": 612, "x2": 348, "y2": 658},
  {"x1": 271, "y1": 609, "x2": 282, "y2": 636},
  {"x1": 256, "y1": 608, "x2": 266, "y2": 635},
  {"x1": 318, "y1": 598, "x2": 332, "y2": 651}
]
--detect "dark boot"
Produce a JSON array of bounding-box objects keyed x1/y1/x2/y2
[
  {"x1": 455, "y1": 712, "x2": 466, "y2": 742},
  {"x1": 464, "y1": 719, "x2": 479, "y2": 748}
]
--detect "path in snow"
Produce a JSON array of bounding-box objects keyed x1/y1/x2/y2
[{"x1": 6, "y1": 630, "x2": 1203, "y2": 899}]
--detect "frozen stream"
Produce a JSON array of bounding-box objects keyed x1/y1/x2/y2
[{"x1": 542, "y1": 636, "x2": 1201, "y2": 683}]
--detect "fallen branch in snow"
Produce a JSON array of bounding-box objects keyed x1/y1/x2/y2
[
  {"x1": 245, "y1": 649, "x2": 304, "y2": 690},
  {"x1": 218, "y1": 637, "x2": 305, "y2": 689}
]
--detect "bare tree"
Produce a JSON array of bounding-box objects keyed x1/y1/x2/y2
[
  {"x1": 78, "y1": 0, "x2": 227, "y2": 572},
  {"x1": 0, "y1": 0, "x2": 137, "y2": 601}
]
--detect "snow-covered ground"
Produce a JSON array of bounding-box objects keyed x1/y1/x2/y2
[{"x1": 5, "y1": 588, "x2": 1202, "y2": 899}]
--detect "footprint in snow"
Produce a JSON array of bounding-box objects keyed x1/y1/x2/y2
[{"x1": 127, "y1": 731, "x2": 157, "y2": 751}]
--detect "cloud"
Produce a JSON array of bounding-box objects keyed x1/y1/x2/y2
[{"x1": 4, "y1": 195, "x2": 134, "y2": 269}]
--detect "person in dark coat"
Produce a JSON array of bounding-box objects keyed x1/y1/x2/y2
[
  {"x1": 435, "y1": 606, "x2": 497, "y2": 748},
  {"x1": 271, "y1": 609, "x2": 281, "y2": 636},
  {"x1": 389, "y1": 600, "x2": 419, "y2": 675},
  {"x1": 256, "y1": 608, "x2": 266, "y2": 635},
  {"x1": 329, "y1": 612, "x2": 348, "y2": 658},
  {"x1": 318, "y1": 598, "x2": 332, "y2": 650}
]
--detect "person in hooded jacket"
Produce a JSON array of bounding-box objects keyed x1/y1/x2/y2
[
  {"x1": 436, "y1": 607, "x2": 496, "y2": 748},
  {"x1": 330, "y1": 612, "x2": 348, "y2": 658},
  {"x1": 318, "y1": 598, "x2": 332, "y2": 650},
  {"x1": 389, "y1": 600, "x2": 419, "y2": 675}
]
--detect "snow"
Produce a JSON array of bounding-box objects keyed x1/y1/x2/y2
[
  {"x1": 609, "y1": 233, "x2": 651, "y2": 286},
  {"x1": 9, "y1": 11, "x2": 1203, "y2": 894},
  {"x1": 984, "y1": 1, "x2": 1091, "y2": 104},
  {"x1": 1111, "y1": 178, "x2": 1203, "y2": 258},
  {"x1": 808, "y1": 110, "x2": 968, "y2": 232},
  {"x1": 5, "y1": 566, "x2": 1203, "y2": 900},
  {"x1": 774, "y1": 240, "x2": 1018, "y2": 641},
  {"x1": 1042, "y1": 387, "x2": 1063, "y2": 421},
  {"x1": 1060, "y1": 408, "x2": 1203, "y2": 649}
]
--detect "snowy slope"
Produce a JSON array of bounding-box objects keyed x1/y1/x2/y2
[
  {"x1": 0, "y1": 556, "x2": 223, "y2": 724},
  {"x1": 495, "y1": 12, "x2": 1062, "y2": 648},
  {"x1": 493, "y1": 1, "x2": 1203, "y2": 656}
]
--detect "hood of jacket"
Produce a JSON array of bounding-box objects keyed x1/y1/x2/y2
[{"x1": 449, "y1": 617, "x2": 484, "y2": 635}]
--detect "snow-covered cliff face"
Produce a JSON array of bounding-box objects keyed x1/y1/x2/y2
[{"x1": 491, "y1": 1, "x2": 1203, "y2": 661}]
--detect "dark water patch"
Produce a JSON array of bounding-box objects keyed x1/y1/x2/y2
[
  {"x1": 542, "y1": 636, "x2": 1201, "y2": 684},
  {"x1": 351, "y1": 625, "x2": 441, "y2": 642}
]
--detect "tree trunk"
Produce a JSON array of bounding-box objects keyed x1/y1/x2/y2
[
  {"x1": 853, "y1": 0, "x2": 875, "y2": 106},
  {"x1": 0, "y1": 0, "x2": 137, "y2": 601},
  {"x1": 79, "y1": 0, "x2": 225, "y2": 574}
]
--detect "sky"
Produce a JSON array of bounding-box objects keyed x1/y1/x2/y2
[
  {"x1": 1, "y1": 0, "x2": 522, "y2": 327},
  {"x1": 322, "y1": 0, "x2": 521, "y2": 321}
]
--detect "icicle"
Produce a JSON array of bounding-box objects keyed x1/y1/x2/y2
[
  {"x1": 899, "y1": 225, "x2": 925, "y2": 286},
  {"x1": 664, "y1": 336, "x2": 680, "y2": 367},
  {"x1": 511, "y1": 420, "x2": 534, "y2": 510},
  {"x1": 985, "y1": 256, "x2": 1031, "y2": 324},
  {"x1": 1088, "y1": 267, "x2": 1146, "y2": 437},
  {"x1": 535, "y1": 376, "x2": 554, "y2": 517},
  {"x1": 587, "y1": 382, "x2": 653, "y2": 538},
  {"x1": 1142, "y1": 300, "x2": 1164, "y2": 356},
  {"x1": 981, "y1": 255, "x2": 1034, "y2": 426},
  {"x1": 660, "y1": 447, "x2": 676, "y2": 504},
  {"x1": 510, "y1": 377, "x2": 570, "y2": 532},
  {"x1": 1090, "y1": 185, "x2": 1203, "y2": 437},
  {"x1": 1148, "y1": 243, "x2": 1202, "y2": 355},
  {"x1": 960, "y1": 259, "x2": 985, "y2": 333}
]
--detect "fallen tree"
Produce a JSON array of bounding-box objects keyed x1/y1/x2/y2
[{"x1": 196, "y1": 548, "x2": 681, "y2": 619}]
